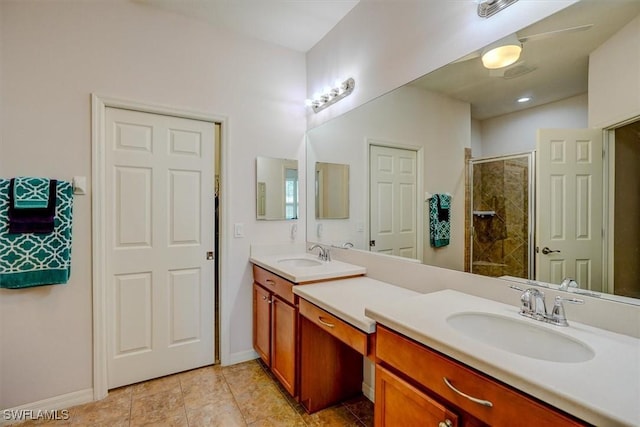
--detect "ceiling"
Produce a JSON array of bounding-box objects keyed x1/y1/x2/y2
[
  {"x1": 411, "y1": 0, "x2": 640, "y2": 120},
  {"x1": 136, "y1": 0, "x2": 359, "y2": 52}
]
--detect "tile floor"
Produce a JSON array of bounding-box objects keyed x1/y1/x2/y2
[{"x1": 15, "y1": 359, "x2": 374, "y2": 426}]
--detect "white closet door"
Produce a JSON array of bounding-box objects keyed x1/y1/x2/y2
[
  {"x1": 369, "y1": 145, "x2": 418, "y2": 259},
  {"x1": 536, "y1": 128, "x2": 603, "y2": 290},
  {"x1": 106, "y1": 107, "x2": 215, "y2": 388}
]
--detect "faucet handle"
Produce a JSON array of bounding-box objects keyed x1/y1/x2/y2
[
  {"x1": 550, "y1": 295, "x2": 584, "y2": 326},
  {"x1": 559, "y1": 278, "x2": 579, "y2": 291}
]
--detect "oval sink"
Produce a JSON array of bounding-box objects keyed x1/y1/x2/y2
[
  {"x1": 277, "y1": 258, "x2": 323, "y2": 268},
  {"x1": 447, "y1": 312, "x2": 595, "y2": 363}
]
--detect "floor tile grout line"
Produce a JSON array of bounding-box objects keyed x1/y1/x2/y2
[
  {"x1": 178, "y1": 375, "x2": 189, "y2": 427},
  {"x1": 220, "y1": 363, "x2": 252, "y2": 426}
]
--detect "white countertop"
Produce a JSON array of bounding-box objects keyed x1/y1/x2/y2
[
  {"x1": 250, "y1": 253, "x2": 366, "y2": 283},
  {"x1": 293, "y1": 276, "x2": 420, "y2": 333},
  {"x1": 365, "y1": 289, "x2": 640, "y2": 427}
]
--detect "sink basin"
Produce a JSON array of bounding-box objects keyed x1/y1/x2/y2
[
  {"x1": 447, "y1": 312, "x2": 595, "y2": 363},
  {"x1": 277, "y1": 258, "x2": 323, "y2": 268}
]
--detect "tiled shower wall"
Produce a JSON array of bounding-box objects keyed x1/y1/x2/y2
[{"x1": 471, "y1": 157, "x2": 529, "y2": 279}]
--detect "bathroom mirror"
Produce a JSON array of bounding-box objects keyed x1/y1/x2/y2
[
  {"x1": 315, "y1": 162, "x2": 349, "y2": 219},
  {"x1": 306, "y1": 0, "x2": 640, "y2": 303},
  {"x1": 256, "y1": 156, "x2": 299, "y2": 220}
]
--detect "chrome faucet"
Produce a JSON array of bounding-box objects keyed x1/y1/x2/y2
[
  {"x1": 511, "y1": 286, "x2": 584, "y2": 326},
  {"x1": 309, "y1": 244, "x2": 331, "y2": 261},
  {"x1": 520, "y1": 288, "x2": 547, "y2": 320}
]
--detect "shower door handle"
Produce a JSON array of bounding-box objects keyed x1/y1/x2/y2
[{"x1": 541, "y1": 246, "x2": 561, "y2": 255}]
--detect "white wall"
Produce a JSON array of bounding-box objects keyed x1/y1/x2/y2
[
  {"x1": 306, "y1": 0, "x2": 577, "y2": 129},
  {"x1": 471, "y1": 119, "x2": 483, "y2": 157},
  {"x1": 479, "y1": 94, "x2": 588, "y2": 157},
  {"x1": 589, "y1": 14, "x2": 640, "y2": 128},
  {"x1": 307, "y1": 85, "x2": 470, "y2": 271},
  {"x1": 0, "y1": 0, "x2": 306, "y2": 410}
]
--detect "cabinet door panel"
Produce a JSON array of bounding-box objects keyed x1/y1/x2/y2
[
  {"x1": 376, "y1": 365, "x2": 458, "y2": 427},
  {"x1": 253, "y1": 283, "x2": 271, "y2": 365},
  {"x1": 271, "y1": 297, "x2": 297, "y2": 396}
]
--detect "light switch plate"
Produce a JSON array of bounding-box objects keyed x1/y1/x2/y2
[{"x1": 234, "y1": 223, "x2": 244, "y2": 238}]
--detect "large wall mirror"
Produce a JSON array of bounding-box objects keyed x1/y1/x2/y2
[
  {"x1": 256, "y1": 156, "x2": 299, "y2": 220},
  {"x1": 306, "y1": 0, "x2": 640, "y2": 304}
]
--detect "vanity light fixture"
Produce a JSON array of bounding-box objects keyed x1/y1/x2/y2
[
  {"x1": 481, "y1": 34, "x2": 522, "y2": 69},
  {"x1": 477, "y1": 0, "x2": 519, "y2": 18},
  {"x1": 306, "y1": 78, "x2": 355, "y2": 113}
]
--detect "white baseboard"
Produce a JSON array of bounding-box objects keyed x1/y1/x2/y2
[
  {"x1": 1, "y1": 388, "x2": 93, "y2": 426},
  {"x1": 362, "y1": 381, "x2": 375, "y2": 402},
  {"x1": 223, "y1": 349, "x2": 259, "y2": 366}
]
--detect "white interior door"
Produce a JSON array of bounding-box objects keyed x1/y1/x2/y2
[
  {"x1": 369, "y1": 145, "x2": 418, "y2": 259},
  {"x1": 106, "y1": 107, "x2": 215, "y2": 388},
  {"x1": 536, "y1": 128, "x2": 603, "y2": 290}
]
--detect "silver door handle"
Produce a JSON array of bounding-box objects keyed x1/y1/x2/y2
[{"x1": 541, "y1": 247, "x2": 561, "y2": 255}]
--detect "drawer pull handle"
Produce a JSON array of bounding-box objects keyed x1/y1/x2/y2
[
  {"x1": 443, "y1": 377, "x2": 493, "y2": 408},
  {"x1": 438, "y1": 420, "x2": 453, "y2": 427},
  {"x1": 317, "y1": 316, "x2": 335, "y2": 328},
  {"x1": 265, "y1": 279, "x2": 276, "y2": 286}
]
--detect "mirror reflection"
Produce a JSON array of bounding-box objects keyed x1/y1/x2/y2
[
  {"x1": 306, "y1": 1, "x2": 640, "y2": 302},
  {"x1": 256, "y1": 156, "x2": 298, "y2": 220},
  {"x1": 315, "y1": 162, "x2": 349, "y2": 219}
]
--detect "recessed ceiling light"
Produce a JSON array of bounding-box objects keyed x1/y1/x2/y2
[{"x1": 517, "y1": 97, "x2": 531, "y2": 103}]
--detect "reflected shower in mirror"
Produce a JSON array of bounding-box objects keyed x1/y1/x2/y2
[
  {"x1": 315, "y1": 162, "x2": 349, "y2": 219},
  {"x1": 256, "y1": 156, "x2": 298, "y2": 220}
]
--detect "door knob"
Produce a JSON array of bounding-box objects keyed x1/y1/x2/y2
[{"x1": 541, "y1": 247, "x2": 560, "y2": 255}]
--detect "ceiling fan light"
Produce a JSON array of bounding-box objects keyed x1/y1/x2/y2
[{"x1": 481, "y1": 34, "x2": 522, "y2": 69}]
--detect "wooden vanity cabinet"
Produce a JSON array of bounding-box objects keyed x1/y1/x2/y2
[
  {"x1": 375, "y1": 325, "x2": 587, "y2": 427},
  {"x1": 252, "y1": 265, "x2": 298, "y2": 396}
]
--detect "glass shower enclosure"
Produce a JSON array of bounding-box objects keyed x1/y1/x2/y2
[{"x1": 470, "y1": 152, "x2": 534, "y2": 279}]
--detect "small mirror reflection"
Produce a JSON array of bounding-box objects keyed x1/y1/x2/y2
[
  {"x1": 315, "y1": 162, "x2": 349, "y2": 219},
  {"x1": 256, "y1": 156, "x2": 298, "y2": 220}
]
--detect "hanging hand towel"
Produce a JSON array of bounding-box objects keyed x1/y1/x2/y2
[
  {"x1": 12, "y1": 177, "x2": 51, "y2": 209},
  {"x1": 0, "y1": 179, "x2": 73, "y2": 289},
  {"x1": 429, "y1": 194, "x2": 451, "y2": 248},
  {"x1": 8, "y1": 178, "x2": 57, "y2": 234}
]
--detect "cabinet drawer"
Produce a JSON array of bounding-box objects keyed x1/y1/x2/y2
[
  {"x1": 376, "y1": 325, "x2": 585, "y2": 427},
  {"x1": 253, "y1": 265, "x2": 295, "y2": 304},
  {"x1": 299, "y1": 299, "x2": 367, "y2": 355}
]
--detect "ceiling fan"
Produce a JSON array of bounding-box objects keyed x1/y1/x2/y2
[{"x1": 454, "y1": 23, "x2": 594, "y2": 75}]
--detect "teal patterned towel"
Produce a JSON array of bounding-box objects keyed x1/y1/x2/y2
[
  {"x1": 0, "y1": 179, "x2": 73, "y2": 289},
  {"x1": 429, "y1": 194, "x2": 451, "y2": 248},
  {"x1": 13, "y1": 177, "x2": 51, "y2": 209}
]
